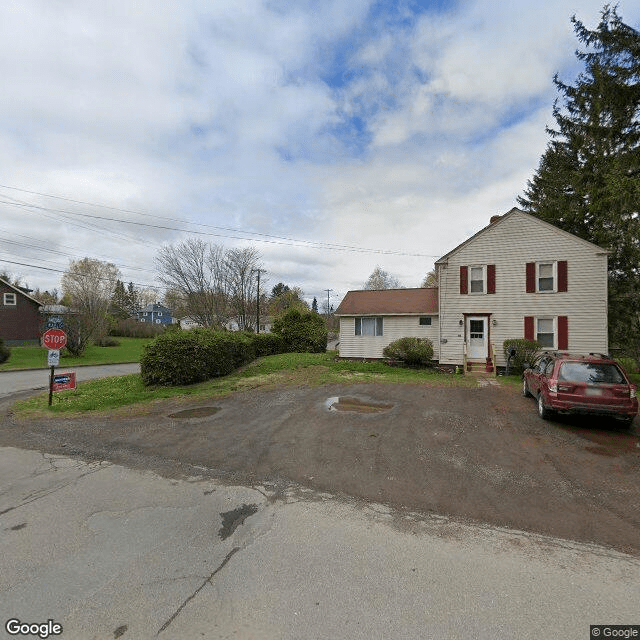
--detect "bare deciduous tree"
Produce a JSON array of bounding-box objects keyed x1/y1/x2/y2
[
  {"x1": 225, "y1": 246, "x2": 263, "y2": 330},
  {"x1": 156, "y1": 240, "x2": 263, "y2": 330},
  {"x1": 363, "y1": 266, "x2": 400, "y2": 290},
  {"x1": 61, "y1": 258, "x2": 121, "y2": 354}
]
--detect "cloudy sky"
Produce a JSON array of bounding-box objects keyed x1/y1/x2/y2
[{"x1": 1, "y1": 0, "x2": 637, "y2": 309}]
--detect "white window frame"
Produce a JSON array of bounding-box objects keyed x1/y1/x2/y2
[
  {"x1": 3, "y1": 292, "x2": 16, "y2": 305},
  {"x1": 536, "y1": 261, "x2": 557, "y2": 293},
  {"x1": 355, "y1": 317, "x2": 383, "y2": 336},
  {"x1": 535, "y1": 316, "x2": 556, "y2": 349},
  {"x1": 469, "y1": 265, "x2": 486, "y2": 294}
]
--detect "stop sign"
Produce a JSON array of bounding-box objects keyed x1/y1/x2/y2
[{"x1": 42, "y1": 329, "x2": 67, "y2": 350}]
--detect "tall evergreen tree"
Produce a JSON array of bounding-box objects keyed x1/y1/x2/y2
[{"x1": 518, "y1": 6, "x2": 640, "y2": 364}]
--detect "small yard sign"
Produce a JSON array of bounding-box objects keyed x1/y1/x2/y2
[
  {"x1": 52, "y1": 373, "x2": 76, "y2": 392},
  {"x1": 47, "y1": 349, "x2": 60, "y2": 367}
]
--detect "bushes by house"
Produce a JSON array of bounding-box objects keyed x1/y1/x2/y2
[
  {"x1": 271, "y1": 309, "x2": 327, "y2": 354},
  {"x1": 502, "y1": 338, "x2": 542, "y2": 374},
  {"x1": 383, "y1": 337, "x2": 434, "y2": 367},
  {"x1": 0, "y1": 337, "x2": 10, "y2": 364}
]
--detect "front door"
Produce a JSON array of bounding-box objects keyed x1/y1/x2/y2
[{"x1": 466, "y1": 316, "x2": 487, "y2": 360}]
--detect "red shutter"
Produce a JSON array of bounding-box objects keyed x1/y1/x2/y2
[
  {"x1": 557, "y1": 260, "x2": 568, "y2": 292},
  {"x1": 459, "y1": 266, "x2": 468, "y2": 295},
  {"x1": 524, "y1": 316, "x2": 534, "y2": 340},
  {"x1": 558, "y1": 316, "x2": 568, "y2": 350},
  {"x1": 487, "y1": 264, "x2": 496, "y2": 294},
  {"x1": 526, "y1": 262, "x2": 536, "y2": 293}
]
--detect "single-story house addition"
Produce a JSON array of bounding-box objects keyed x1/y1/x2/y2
[
  {"x1": 335, "y1": 208, "x2": 608, "y2": 371},
  {"x1": 335, "y1": 288, "x2": 439, "y2": 360}
]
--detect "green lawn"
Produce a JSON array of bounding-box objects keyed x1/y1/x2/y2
[
  {"x1": 0, "y1": 337, "x2": 153, "y2": 371},
  {"x1": 14, "y1": 351, "x2": 479, "y2": 416}
]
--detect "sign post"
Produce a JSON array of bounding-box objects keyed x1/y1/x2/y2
[{"x1": 42, "y1": 330, "x2": 67, "y2": 406}]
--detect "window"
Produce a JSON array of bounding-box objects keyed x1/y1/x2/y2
[
  {"x1": 355, "y1": 317, "x2": 383, "y2": 336},
  {"x1": 3, "y1": 293, "x2": 16, "y2": 305},
  {"x1": 469, "y1": 266, "x2": 484, "y2": 293},
  {"x1": 157, "y1": 312, "x2": 163, "y2": 317},
  {"x1": 537, "y1": 263, "x2": 555, "y2": 292},
  {"x1": 419, "y1": 317, "x2": 432, "y2": 326},
  {"x1": 536, "y1": 318, "x2": 555, "y2": 348},
  {"x1": 526, "y1": 261, "x2": 568, "y2": 293},
  {"x1": 155, "y1": 319, "x2": 161, "y2": 324}
]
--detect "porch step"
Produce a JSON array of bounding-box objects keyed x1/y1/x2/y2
[{"x1": 466, "y1": 358, "x2": 494, "y2": 374}]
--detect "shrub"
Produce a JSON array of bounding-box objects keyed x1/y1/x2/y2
[
  {"x1": 251, "y1": 332, "x2": 286, "y2": 358},
  {"x1": 0, "y1": 337, "x2": 10, "y2": 364},
  {"x1": 502, "y1": 338, "x2": 542, "y2": 374},
  {"x1": 140, "y1": 329, "x2": 256, "y2": 386},
  {"x1": 383, "y1": 337, "x2": 434, "y2": 366},
  {"x1": 110, "y1": 318, "x2": 166, "y2": 338},
  {"x1": 272, "y1": 309, "x2": 327, "y2": 353}
]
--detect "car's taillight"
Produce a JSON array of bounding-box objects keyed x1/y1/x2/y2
[
  {"x1": 548, "y1": 381, "x2": 558, "y2": 393},
  {"x1": 631, "y1": 385, "x2": 637, "y2": 399}
]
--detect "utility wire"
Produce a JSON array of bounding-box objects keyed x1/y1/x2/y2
[{"x1": 0, "y1": 183, "x2": 441, "y2": 258}]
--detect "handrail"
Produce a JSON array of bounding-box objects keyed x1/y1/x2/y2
[{"x1": 463, "y1": 342, "x2": 467, "y2": 373}]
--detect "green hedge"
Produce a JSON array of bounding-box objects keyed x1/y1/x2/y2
[
  {"x1": 140, "y1": 329, "x2": 256, "y2": 386},
  {"x1": 502, "y1": 338, "x2": 542, "y2": 374},
  {"x1": 272, "y1": 309, "x2": 327, "y2": 353},
  {"x1": 382, "y1": 337, "x2": 434, "y2": 367},
  {"x1": 251, "y1": 332, "x2": 286, "y2": 358}
]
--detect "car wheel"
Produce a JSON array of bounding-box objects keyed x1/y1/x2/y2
[
  {"x1": 617, "y1": 418, "x2": 634, "y2": 430},
  {"x1": 537, "y1": 393, "x2": 553, "y2": 420},
  {"x1": 522, "y1": 378, "x2": 532, "y2": 398}
]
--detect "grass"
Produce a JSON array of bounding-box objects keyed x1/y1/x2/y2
[
  {"x1": 14, "y1": 351, "x2": 479, "y2": 417},
  {"x1": 0, "y1": 337, "x2": 153, "y2": 371}
]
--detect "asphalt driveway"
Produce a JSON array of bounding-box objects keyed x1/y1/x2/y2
[{"x1": 1, "y1": 383, "x2": 639, "y2": 554}]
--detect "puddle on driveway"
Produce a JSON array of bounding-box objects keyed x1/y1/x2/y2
[
  {"x1": 169, "y1": 407, "x2": 221, "y2": 419},
  {"x1": 325, "y1": 396, "x2": 394, "y2": 414}
]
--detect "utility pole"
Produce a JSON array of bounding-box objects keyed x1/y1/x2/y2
[
  {"x1": 324, "y1": 289, "x2": 333, "y2": 319},
  {"x1": 252, "y1": 269, "x2": 267, "y2": 333}
]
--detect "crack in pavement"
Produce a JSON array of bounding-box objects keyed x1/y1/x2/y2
[
  {"x1": 0, "y1": 465, "x2": 108, "y2": 516},
  {"x1": 156, "y1": 546, "x2": 240, "y2": 636}
]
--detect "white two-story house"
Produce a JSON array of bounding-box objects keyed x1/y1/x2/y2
[{"x1": 336, "y1": 208, "x2": 609, "y2": 370}]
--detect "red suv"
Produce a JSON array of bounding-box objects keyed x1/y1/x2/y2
[{"x1": 522, "y1": 353, "x2": 638, "y2": 427}]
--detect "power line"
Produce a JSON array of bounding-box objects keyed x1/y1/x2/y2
[{"x1": 0, "y1": 183, "x2": 441, "y2": 258}]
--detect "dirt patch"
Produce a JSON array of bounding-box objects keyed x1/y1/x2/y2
[{"x1": 1, "y1": 383, "x2": 639, "y2": 555}]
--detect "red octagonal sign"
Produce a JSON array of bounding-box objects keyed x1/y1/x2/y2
[{"x1": 43, "y1": 328, "x2": 67, "y2": 350}]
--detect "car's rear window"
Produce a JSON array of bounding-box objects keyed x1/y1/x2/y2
[{"x1": 558, "y1": 362, "x2": 626, "y2": 384}]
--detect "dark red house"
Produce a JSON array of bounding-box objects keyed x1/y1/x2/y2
[{"x1": 0, "y1": 278, "x2": 42, "y2": 346}]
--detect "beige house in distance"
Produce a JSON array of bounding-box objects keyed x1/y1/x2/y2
[{"x1": 335, "y1": 208, "x2": 609, "y2": 371}]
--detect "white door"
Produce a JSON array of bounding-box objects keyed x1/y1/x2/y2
[{"x1": 467, "y1": 316, "x2": 487, "y2": 360}]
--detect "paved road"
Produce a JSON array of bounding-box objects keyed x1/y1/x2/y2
[
  {"x1": 1, "y1": 446, "x2": 638, "y2": 640},
  {"x1": 0, "y1": 363, "x2": 140, "y2": 397}
]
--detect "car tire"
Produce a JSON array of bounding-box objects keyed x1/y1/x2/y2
[
  {"x1": 617, "y1": 418, "x2": 634, "y2": 430},
  {"x1": 537, "y1": 393, "x2": 554, "y2": 420},
  {"x1": 522, "y1": 378, "x2": 532, "y2": 398}
]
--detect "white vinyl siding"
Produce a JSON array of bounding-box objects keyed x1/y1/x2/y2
[
  {"x1": 339, "y1": 315, "x2": 440, "y2": 360},
  {"x1": 437, "y1": 211, "x2": 607, "y2": 367}
]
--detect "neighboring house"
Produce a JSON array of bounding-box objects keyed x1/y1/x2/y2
[
  {"x1": 335, "y1": 288, "x2": 439, "y2": 360},
  {"x1": 0, "y1": 278, "x2": 43, "y2": 346},
  {"x1": 136, "y1": 303, "x2": 173, "y2": 325},
  {"x1": 336, "y1": 208, "x2": 608, "y2": 370},
  {"x1": 178, "y1": 316, "x2": 202, "y2": 330}
]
